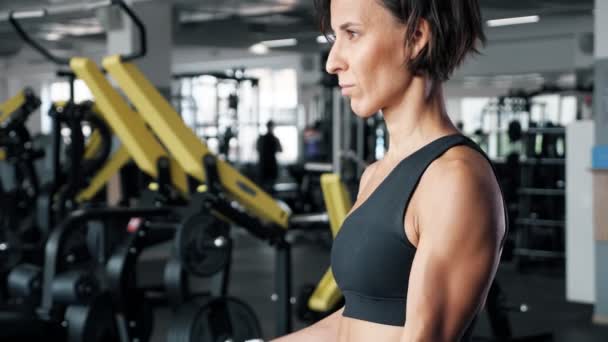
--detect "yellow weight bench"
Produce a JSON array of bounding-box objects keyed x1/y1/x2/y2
[
  {"x1": 0, "y1": 90, "x2": 27, "y2": 124},
  {"x1": 76, "y1": 145, "x2": 131, "y2": 203},
  {"x1": 69, "y1": 57, "x2": 188, "y2": 197},
  {"x1": 1, "y1": 88, "x2": 40, "y2": 130},
  {"x1": 307, "y1": 174, "x2": 351, "y2": 313},
  {"x1": 103, "y1": 55, "x2": 289, "y2": 229},
  {"x1": 83, "y1": 126, "x2": 102, "y2": 160}
]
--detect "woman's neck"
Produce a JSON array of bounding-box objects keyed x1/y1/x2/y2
[{"x1": 381, "y1": 77, "x2": 458, "y2": 163}]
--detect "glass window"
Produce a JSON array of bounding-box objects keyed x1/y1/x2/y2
[
  {"x1": 461, "y1": 97, "x2": 491, "y2": 134},
  {"x1": 175, "y1": 68, "x2": 299, "y2": 164}
]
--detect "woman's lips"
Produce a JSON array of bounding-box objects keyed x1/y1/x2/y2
[{"x1": 340, "y1": 84, "x2": 354, "y2": 95}]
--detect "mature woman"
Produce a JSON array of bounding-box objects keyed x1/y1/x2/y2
[{"x1": 274, "y1": 0, "x2": 506, "y2": 341}]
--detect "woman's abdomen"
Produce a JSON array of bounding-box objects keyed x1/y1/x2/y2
[{"x1": 337, "y1": 316, "x2": 403, "y2": 342}]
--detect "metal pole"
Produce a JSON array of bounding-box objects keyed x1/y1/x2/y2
[
  {"x1": 356, "y1": 112, "x2": 365, "y2": 176},
  {"x1": 332, "y1": 88, "x2": 341, "y2": 175},
  {"x1": 275, "y1": 240, "x2": 292, "y2": 336}
]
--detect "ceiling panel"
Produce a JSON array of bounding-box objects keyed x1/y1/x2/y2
[{"x1": 0, "y1": 0, "x2": 597, "y2": 58}]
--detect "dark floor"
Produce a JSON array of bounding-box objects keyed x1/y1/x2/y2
[{"x1": 140, "y1": 227, "x2": 608, "y2": 342}]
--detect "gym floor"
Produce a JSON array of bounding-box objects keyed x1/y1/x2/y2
[{"x1": 138, "y1": 227, "x2": 608, "y2": 341}]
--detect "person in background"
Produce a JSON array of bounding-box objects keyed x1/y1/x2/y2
[{"x1": 257, "y1": 120, "x2": 283, "y2": 193}]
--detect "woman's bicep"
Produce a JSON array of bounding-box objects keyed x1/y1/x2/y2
[
  {"x1": 402, "y1": 226, "x2": 498, "y2": 341},
  {"x1": 401, "y1": 161, "x2": 504, "y2": 341}
]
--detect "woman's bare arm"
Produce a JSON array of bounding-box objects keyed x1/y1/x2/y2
[{"x1": 401, "y1": 157, "x2": 505, "y2": 342}]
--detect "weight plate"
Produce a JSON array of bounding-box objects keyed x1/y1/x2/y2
[
  {"x1": 168, "y1": 297, "x2": 262, "y2": 342},
  {"x1": 64, "y1": 293, "x2": 118, "y2": 342},
  {"x1": 175, "y1": 213, "x2": 231, "y2": 277}
]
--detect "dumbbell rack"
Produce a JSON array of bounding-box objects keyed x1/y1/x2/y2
[{"x1": 513, "y1": 127, "x2": 566, "y2": 270}]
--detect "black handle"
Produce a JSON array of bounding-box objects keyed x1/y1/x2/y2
[
  {"x1": 8, "y1": 0, "x2": 147, "y2": 65},
  {"x1": 8, "y1": 9, "x2": 70, "y2": 66},
  {"x1": 111, "y1": 0, "x2": 147, "y2": 62}
]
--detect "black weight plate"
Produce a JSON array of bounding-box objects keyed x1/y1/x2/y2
[
  {"x1": 64, "y1": 294, "x2": 118, "y2": 342},
  {"x1": 175, "y1": 213, "x2": 231, "y2": 277},
  {"x1": 167, "y1": 297, "x2": 262, "y2": 342},
  {"x1": 203, "y1": 297, "x2": 263, "y2": 342},
  {"x1": 167, "y1": 302, "x2": 201, "y2": 342}
]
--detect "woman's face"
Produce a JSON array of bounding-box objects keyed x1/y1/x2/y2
[{"x1": 326, "y1": 0, "x2": 412, "y2": 117}]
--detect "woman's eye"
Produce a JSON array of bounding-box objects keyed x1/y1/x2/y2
[{"x1": 347, "y1": 30, "x2": 358, "y2": 39}]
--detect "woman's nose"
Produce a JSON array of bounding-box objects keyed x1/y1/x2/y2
[{"x1": 325, "y1": 41, "x2": 347, "y2": 75}]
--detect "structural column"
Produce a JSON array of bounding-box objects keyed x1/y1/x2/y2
[
  {"x1": 592, "y1": 0, "x2": 608, "y2": 325},
  {"x1": 103, "y1": 0, "x2": 173, "y2": 98}
]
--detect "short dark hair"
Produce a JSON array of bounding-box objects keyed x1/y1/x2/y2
[{"x1": 314, "y1": 0, "x2": 486, "y2": 82}]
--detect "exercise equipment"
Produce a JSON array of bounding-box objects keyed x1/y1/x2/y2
[
  {"x1": 167, "y1": 297, "x2": 263, "y2": 342},
  {"x1": 1, "y1": 3, "x2": 169, "y2": 341},
  {"x1": 174, "y1": 212, "x2": 232, "y2": 278},
  {"x1": 0, "y1": 89, "x2": 45, "y2": 300},
  {"x1": 296, "y1": 174, "x2": 348, "y2": 323},
  {"x1": 99, "y1": 25, "x2": 297, "y2": 338}
]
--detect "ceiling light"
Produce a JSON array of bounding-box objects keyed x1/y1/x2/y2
[
  {"x1": 44, "y1": 32, "x2": 63, "y2": 41},
  {"x1": 487, "y1": 15, "x2": 540, "y2": 27},
  {"x1": 249, "y1": 43, "x2": 269, "y2": 55},
  {"x1": 316, "y1": 35, "x2": 328, "y2": 44},
  {"x1": 260, "y1": 38, "x2": 297, "y2": 48}
]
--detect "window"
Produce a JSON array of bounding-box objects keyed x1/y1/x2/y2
[{"x1": 175, "y1": 68, "x2": 299, "y2": 164}]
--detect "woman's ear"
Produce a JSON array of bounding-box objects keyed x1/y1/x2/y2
[{"x1": 408, "y1": 18, "x2": 431, "y2": 60}]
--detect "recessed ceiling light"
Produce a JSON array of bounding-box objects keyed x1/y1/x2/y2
[
  {"x1": 249, "y1": 43, "x2": 269, "y2": 55},
  {"x1": 487, "y1": 15, "x2": 540, "y2": 27},
  {"x1": 260, "y1": 38, "x2": 297, "y2": 48},
  {"x1": 44, "y1": 32, "x2": 63, "y2": 41}
]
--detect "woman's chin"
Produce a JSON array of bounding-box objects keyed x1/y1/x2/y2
[{"x1": 350, "y1": 102, "x2": 378, "y2": 118}]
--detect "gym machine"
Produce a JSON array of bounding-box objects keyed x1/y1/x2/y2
[
  {"x1": 6, "y1": 2, "x2": 267, "y2": 341},
  {"x1": 0, "y1": 88, "x2": 114, "y2": 341},
  {"x1": 0, "y1": 5, "x2": 154, "y2": 341},
  {"x1": 0, "y1": 88, "x2": 44, "y2": 301},
  {"x1": 101, "y1": 38, "x2": 293, "y2": 340}
]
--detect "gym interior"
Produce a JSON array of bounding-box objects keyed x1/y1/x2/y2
[{"x1": 0, "y1": 0, "x2": 607, "y2": 341}]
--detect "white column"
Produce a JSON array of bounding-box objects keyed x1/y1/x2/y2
[
  {"x1": 592, "y1": 0, "x2": 608, "y2": 325},
  {"x1": 104, "y1": 0, "x2": 173, "y2": 98}
]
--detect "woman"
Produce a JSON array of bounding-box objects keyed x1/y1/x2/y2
[{"x1": 274, "y1": 0, "x2": 506, "y2": 341}]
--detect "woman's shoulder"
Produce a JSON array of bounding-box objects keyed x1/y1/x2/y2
[
  {"x1": 431, "y1": 144, "x2": 494, "y2": 183},
  {"x1": 417, "y1": 144, "x2": 502, "y2": 213}
]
